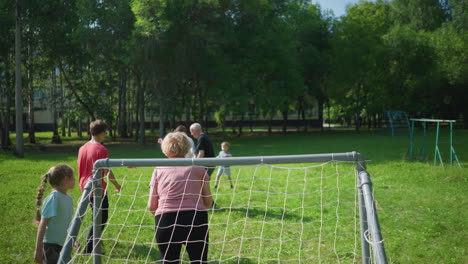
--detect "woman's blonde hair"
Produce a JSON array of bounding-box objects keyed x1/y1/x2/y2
[
  {"x1": 161, "y1": 132, "x2": 190, "y2": 158},
  {"x1": 35, "y1": 164, "x2": 74, "y2": 223}
]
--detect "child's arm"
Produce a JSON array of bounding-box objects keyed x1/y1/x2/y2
[
  {"x1": 224, "y1": 153, "x2": 232, "y2": 157},
  {"x1": 147, "y1": 182, "x2": 159, "y2": 214},
  {"x1": 201, "y1": 174, "x2": 213, "y2": 209},
  {"x1": 107, "y1": 170, "x2": 122, "y2": 192},
  {"x1": 34, "y1": 218, "x2": 49, "y2": 263}
]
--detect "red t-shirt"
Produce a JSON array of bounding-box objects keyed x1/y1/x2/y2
[{"x1": 77, "y1": 142, "x2": 108, "y2": 192}]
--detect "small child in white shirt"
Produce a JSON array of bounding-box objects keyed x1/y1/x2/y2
[{"x1": 214, "y1": 141, "x2": 233, "y2": 189}]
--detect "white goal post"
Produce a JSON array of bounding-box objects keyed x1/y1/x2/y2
[{"x1": 59, "y1": 151, "x2": 387, "y2": 264}]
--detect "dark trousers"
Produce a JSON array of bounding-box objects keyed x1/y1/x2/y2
[
  {"x1": 85, "y1": 195, "x2": 109, "y2": 253},
  {"x1": 155, "y1": 210, "x2": 209, "y2": 264},
  {"x1": 206, "y1": 168, "x2": 214, "y2": 180},
  {"x1": 43, "y1": 243, "x2": 62, "y2": 264}
]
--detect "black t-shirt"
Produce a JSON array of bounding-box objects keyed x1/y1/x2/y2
[{"x1": 196, "y1": 134, "x2": 215, "y2": 158}]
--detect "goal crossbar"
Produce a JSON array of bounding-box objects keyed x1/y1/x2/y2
[
  {"x1": 59, "y1": 151, "x2": 387, "y2": 264},
  {"x1": 96, "y1": 151, "x2": 362, "y2": 168}
]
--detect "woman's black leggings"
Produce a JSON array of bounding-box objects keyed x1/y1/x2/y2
[{"x1": 155, "y1": 210, "x2": 209, "y2": 264}]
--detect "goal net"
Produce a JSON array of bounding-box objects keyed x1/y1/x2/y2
[{"x1": 59, "y1": 152, "x2": 387, "y2": 264}]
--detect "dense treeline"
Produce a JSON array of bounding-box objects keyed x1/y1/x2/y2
[{"x1": 0, "y1": 0, "x2": 466, "y2": 147}]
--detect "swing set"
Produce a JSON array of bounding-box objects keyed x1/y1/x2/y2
[{"x1": 407, "y1": 118, "x2": 461, "y2": 168}]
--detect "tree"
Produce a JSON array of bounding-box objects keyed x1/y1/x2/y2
[
  {"x1": 391, "y1": 0, "x2": 449, "y2": 31},
  {"x1": 327, "y1": 0, "x2": 392, "y2": 131},
  {"x1": 15, "y1": 0, "x2": 24, "y2": 156},
  {"x1": 383, "y1": 25, "x2": 440, "y2": 115},
  {"x1": 0, "y1": 0, "x2": 15, "y2": 149},
  {"x1": 429, "y1": 2, "x2": 468, "y2": 126},
  {"x1": 288, "y1": 1, "x2": 332, "y2": 130}
]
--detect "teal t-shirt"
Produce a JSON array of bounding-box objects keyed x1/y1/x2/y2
[{"x1": 41, "y1": 190, "x2": 74, "y2": 246}]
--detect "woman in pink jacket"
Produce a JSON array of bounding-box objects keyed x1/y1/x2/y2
[{"x1": 148, "y1": 132, "x2": 213, "y2": 264}]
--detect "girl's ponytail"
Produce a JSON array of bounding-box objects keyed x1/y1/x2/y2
[{"x1": 35, "y1": 173, "x2": 49, "y2": 224}]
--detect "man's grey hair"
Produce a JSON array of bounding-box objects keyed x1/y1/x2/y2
[{"x1": 190, "y1": 123, "x2": 202, "y2": 132}]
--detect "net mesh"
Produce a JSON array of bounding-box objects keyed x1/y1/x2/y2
[{"x1": 69, "y1": 161, "x2": 360, "y2": 263}]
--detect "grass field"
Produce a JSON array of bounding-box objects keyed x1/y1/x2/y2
[{"x1": 0, "y1": 130, "x2": 467, "y2": 263}]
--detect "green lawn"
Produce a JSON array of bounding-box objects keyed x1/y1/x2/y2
[{"x1": 0, "y1": 130, "x2": 467, "y2": 263}]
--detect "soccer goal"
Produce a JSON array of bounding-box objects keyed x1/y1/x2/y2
[{"x1": 59, "y1": 152, "x2": 387, "y2": 264}]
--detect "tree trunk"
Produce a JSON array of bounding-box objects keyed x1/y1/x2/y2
[
  {"x1": 297, "y1": 97, "x2": 303, "y2": 132},
  {"x1": 134, "y1": 83, "x2": 139, "y2": 142},
  {"x1": 118, "y1": 71, "x2": 128, "y2": 138},
  {"x1": 204, "y1": 111, "x2": 209, "y2": 134},
  {"x1": 171, "y1": 113, "x2": 175, "y2": 132},
  {"x1": 464, "y1": 107, "x2": 468, "y2": 129},
  {"x1": 86, "y1": 117, "x2": 90, "y2": 138},
  {"x1": 59, "y1": 71, "x2": 65, "y2": 137},
  {"x1": 26, "y1": 39, "x2": 36, "y2": 144},
  {"x1": 318, "y1": 97, "x2": 324, "y2": 132},
  {"x1": 184, "y1": 91, "x2": 190, "y2": 125},
  {"x1": 249, "y1": 106, "x2": 254, "y2": 133},
  {"x1": 301, "y1": 103, "x2": 307, "y2": 133},
  {"x1": 59, "y1": 61, "x2": 95, "y2": 120},
  {"x1": 77, "y1": 119, "x2": 82, "y2": 138},
  {"x1": 268, "y1": 116, "x2": 272, "y2": 135},
  {"x1": 50, "y1": 69, "x2": 61, "y2": 144},
  {"x1": 198, "y1": 84, "x2": 205, "y2": 128},
  {"x1": 133, "y1": 76, "x2": 145, "y2": 143},
  {"x1": 15, "y1": 3, "x2": 24, "y2": 156},
  {"x1": 150, "y1": 113, "x2": 155, "y2": 133},
  {"x1": 221, "y1": 117, "x2": 226, "y2": 139},
  {"x1": 185, "y1": 91, "x2": 192, "y2": 128},
  {"x1": 237, "y1": 113, "x2": 243, "y2": 136},
  {"x1": 108, "y1": 121, "x2": 115, "y2": 141},
  {"x1": 0, "y1": 111, "x2": 4, "y2": 149},
  {"x1": 2, "y1": 55, "x2": 12, "y2": 149},
  {"x1": 138, "y1": 78, "x2": 145, "y2": 145},
  {"x1": 27, "y1": 65, "x2": 35, "y2": 144},
  {"x1": 67, "y1": 118, "x2": 71, "y2": 137},
  {"x1": 367, "y1": 114, "x2": 372, "y2": 130},
  {"x1": 282, "y1": 109, "x2": 288, "y2": 134},
  {"x1": 355, "y1": 85, "x2": 361, "y2": 132},
  {"x1": 158, "y1": 100, "x2": 165, "y2": 139},
  {"x1": 128, "y1": 107, "x2": 133, "y2": 137},
  {"x1": 26, "y1": 41, "x2": 36, "y2": 144}
]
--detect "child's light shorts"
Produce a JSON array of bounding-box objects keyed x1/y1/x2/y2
[{"x1": 217, "y1": 166, "x2": 231, "y2": 177}]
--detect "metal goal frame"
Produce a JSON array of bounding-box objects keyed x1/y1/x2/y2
[{"x1": 59, "y1": 151, "x2": 387, "y2": 264}]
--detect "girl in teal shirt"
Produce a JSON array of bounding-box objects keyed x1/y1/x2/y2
[{"x1": 34, "y1": 164, "x2": 75, "y2": 264}]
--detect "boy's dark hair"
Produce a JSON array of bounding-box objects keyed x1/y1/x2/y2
[
  {"x1": 90, "y1": 120, "x2": 107, "y2": 136},
  {"x1": 174, "y1": 125, "x2": 187, "y2": 134}
]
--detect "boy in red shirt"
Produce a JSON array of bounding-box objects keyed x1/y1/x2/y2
[{"x1": 78, "y1": 120, "x2": 121, "y2": 253}]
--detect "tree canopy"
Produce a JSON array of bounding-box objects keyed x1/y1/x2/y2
[{"x1": 0, "y1": 0, "x2": 466, "y2": 148}]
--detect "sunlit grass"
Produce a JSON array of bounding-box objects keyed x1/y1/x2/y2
[{"x1": 0, "y1": 130, "x2": 466, "y2": 263}]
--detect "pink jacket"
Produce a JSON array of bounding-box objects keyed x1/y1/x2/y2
[{"x1": 148, "y1": 166, "x2": 209, "y2": 215}]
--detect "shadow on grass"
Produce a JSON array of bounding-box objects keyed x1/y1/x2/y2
[
  {"x1": 106, "y1": 243, "x2": 258, "y2": 264},
  {"x1": 207, "y1": 257, "x2": 258, "y2": 264},
  {"x1": 103, "y1": 243, "x2": 160, "y2": 262},
  {"x1": 214, "y1": 206, "x2": 318, "y2": 223}
]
